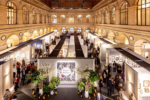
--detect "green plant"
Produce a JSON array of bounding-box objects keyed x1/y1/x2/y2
[
  {"x1": 88, "y1": 87, "x2": 93, "y2": 94},
  {"x1": 43, "y1": 85, "x2": 50, "y2": 93},
  {"x1": 49, "y1": 82, "x2": 55, "y2": 91},
  {"x1": 76, "y1": 81, "x2": 85, "y2": 91},
  {"x1": 51, "y1": 76, "x2": 60, "y2": 86},
  {"x1": 88, "y1": 70, "x2": 100, "y2": 85}
]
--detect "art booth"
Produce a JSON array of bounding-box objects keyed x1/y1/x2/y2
[
  {"x1": 106, "y1": 48, "x2": 150, "y2": 100},
  {"x1": 37, "y1": 58, "x2": 95, "y2": 86}
]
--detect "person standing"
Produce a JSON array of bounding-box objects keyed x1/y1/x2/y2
[
  {"x1": 99, "y1": 76, "x2": 103, "y2": 92},
  {"x1": 27, "y1": 64, "x2": 31, "y2": 72},
  {"x1": 107, "y1": 77, "x2": 112, "y2": 96},
  {"x1": 17, "y1": 64, "x2": 21, "y2": 78},
  {"x1": 108, "y1": 64, "x2": 111, "y2": 74},
  {"x1": 22, "y1": 59, "x2": 25, "y2": 66},
  {"x1": 13, "y1": 58, "x2": 16, "y2": 68},
  {"x1": 95, "y1": 92, "x2": 104, "y2": 100},
  {"x1": 112, "y1": 78, "x2": 115, "y2": 93},
  {"x1": 22, "y1": 69, "x2": 26, "y2": 85},
  {"x1": 3, "y1": 89, "x2": 11, "y2": 100},
  {"x1": 26, "y1": 71, "x2": 32, "y2": 84},
  {"x1": 14, "y1": 76, "x2": 20, "y2": 92},
  {"x1": 30, "y1": 58, "x2": 35, "y2": 67}
]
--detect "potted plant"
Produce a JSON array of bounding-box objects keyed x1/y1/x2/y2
[
  {"x1": 43, "y1": 85, "x2": 50, "y2": 95},
  {"x1": 88, "y1": 87, "x2": 93, "y2": 99},
  {"x1": 88, "y1": 70, "x2": 100, "y2": 85},
  {"x1": 51, "y1": 76, "x2": 60, "y2": 89},
  {"x1": 49, "y1": 82, "x2": 55, "y2": 95},
  {"x1": 76, "y1": 81, "x2": 84, "y2": 97}
]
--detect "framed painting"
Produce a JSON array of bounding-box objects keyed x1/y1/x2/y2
[
  {"x1": 115, "y1": 56, "x2": 119, "y2": 61},
  {"x1": 143, "y1": 80, "x2": 150, "y2": 87},
  {"x1": 144, "y1": 88, "x2": 149, "y2": 93}
]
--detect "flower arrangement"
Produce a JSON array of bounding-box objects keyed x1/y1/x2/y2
[
  {"x1": 49, "y1": 76, "x2": 60, "y2": 91},
  {"x1": 76, "y1": 81, "x2": 85, "y2": 91}
]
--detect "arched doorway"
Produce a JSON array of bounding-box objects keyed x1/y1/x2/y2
[
  {"x1": 44, "y1": 28, "x2": 47, "y2": 34},
  {"x1": 98, "y1": 29, "x2": 102, "y2": 36},
  {"x1": 134, "y1": 40, "x2": 150, "y2": 58},
  {"x1": 7, "y1": 35, "x2": 19, "y2": 48},
  {"x1": 51, "y1": 27, "x2": 55, "y2": 32},
  {"x1": 69, "y1": 27, "x2": 74, "y2": 32},
  {"x1": 102, "y1": 29, "x2": 107, "y2": 37},
  {"x1": 33, "y1": 30, "x2": 39, "y2": 38},
  {"x1": 39, "y1": 29, "x2": 43, "y2": 36},
  {"x1": 23, "y1": 32, "x2": 30, "y2": 42},
  {"x1": 77, "y1": 27, "x2": 81, "y2": 33},
  {"x1": 62, "y1": 27, "x2": 66, "y2": 32}
]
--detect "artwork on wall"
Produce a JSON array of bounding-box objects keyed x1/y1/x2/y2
[
  {"x1": 112, "y1": 56, "x2": 115, "y2": 62},
  {"x1": 119, "y1": 56, "x2": 123, "y2": 62},
  {"x1": 115, "y1": 56, "x2": 119, "y2": 61},
  {"x1": 143, "y1": 80, "x2": 150, "y2": 87},
  {"x1": 138, "y1": 83, "x2": 141, "y2": 89},
  {"x1": 57, "y1": 62, "x2": 75, "y2": 82},
  {"x1": 144, "y1": 88, "x2": 149, "y2": 93},
  {"x1": 140, "y1": 89, "x2": 143, "y2": 94}
]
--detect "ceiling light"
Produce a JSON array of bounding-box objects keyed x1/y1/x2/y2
[{"x1": 53, "y1": 8, "x2": 55, "y2": 9}]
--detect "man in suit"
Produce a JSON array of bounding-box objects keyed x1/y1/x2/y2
[
  {"x1": 95, "y1": 92, "x2": 104, "y2": 100},
  {"x1": 108, "y1": 64, "x2": 111, "y2": 74},
  {"x1": 107, "y1": 77, "x2": 112, "y2": 96}
]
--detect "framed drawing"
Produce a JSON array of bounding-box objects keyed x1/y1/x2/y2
[
  {"x1": 112, "y1": 56, "x2": 115, "y2": 62},
  {"x1": 143, "y1": 80, "x2": 150, "y2": 87},
  {"x1": 57, "y1": 62, "x2": 75, "y2": 82},
  {"x1": 144, "y1": 88, "x2": 149, "y2": 93},
  {"x1": 138, "y1": 83, "x2": 141, "y2": 89},
  {"x1": 109, "y1": 57, "x2": 112, "y2": 62},
  {"x1": 119, "y1": 56, "x2": 123, "y2": 62},
  {"x1": 140, "y1": 89, "x2": 143, "y2": 94},
  {"x1": 115, "y1": 56, "x2": 119, "y2": 61}
]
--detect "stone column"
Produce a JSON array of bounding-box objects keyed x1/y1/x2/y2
[
  {"x1": 42, "y1": 15, "x2": 44, "y2": 24},
  {"x1": 66, "y1": 15, "x2": 68, "y2": 23},
  {"x1": 29, "y1": 11, "x2": 33, "y2": 24},
  {"x1": 83, "y1": 14, "x2": 86, "y2": 23},
  {"x1": 49, "y1": 16, "x2": 51, "y2": 23},
  {"x1": 107, "y1": 11, "x2": 110, "y2": 24},
  {"x1": 128, "y1": 5, "x2": 137, "y2": 25},
  {"x1": 115, "y1": 9, "x2": 120, "y2": 25},
  {"x1": 0, "y1": 6, "x2": 7, "y2": 24},
  {"x1": 37, "y1": 13, "x2": 40, "y2": 24},
  {"x1": 17, "y1": 9, "x2": 23, "y2": 24},
  {"x1": 102, "y1": 13, "x2": 104, "y2": 24},
  {"x1": 57, "y1": 14, "x2": 60, "y2": 23}
]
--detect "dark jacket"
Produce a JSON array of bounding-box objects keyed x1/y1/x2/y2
[{"x1": 107, "y1": 79, "x2": 112, "y2": 88}]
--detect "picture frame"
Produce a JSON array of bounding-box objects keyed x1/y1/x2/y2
[
  {"x1": 144, "y1": 88, "x2": 149, "y2": 93},
  {"x1": 143, "y1": 80, "x2": 150, "y2": 87},
  {"x1": 138, "y1": 83, "x2": 141, "y2": 89},
  {"x1": 115, "y1": 56, "x2": 119, "y2": 61},
  {"x1": 140, "y1": 89, "x2": 143, "y2": 94},
  {"x1": 112, "y1": 56, "x2": 115, "y2": 62},
  {"x1": 119, "y1": 56, "x2": 123, "y2": 62}
]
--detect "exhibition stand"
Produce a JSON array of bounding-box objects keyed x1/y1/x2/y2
[{"x1": 106, "y1": 48, "x2": 150, "y2": 100}]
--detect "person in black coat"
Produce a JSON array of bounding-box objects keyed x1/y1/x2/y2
[
  {"x1": 107, "y1": 77, "x2": 112, "y2": 96},
  {"x1": 108, "y1": 64, "x2": 111, "y2": 74},
  {"x1": 99, "y1": 76, "x2": 103, "y2": 92}
]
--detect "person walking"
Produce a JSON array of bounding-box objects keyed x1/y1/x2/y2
[
  {"x1": 95, "y1": 92, "x2": 104, "y2": 100},
  {"x1": 17, "y1": 64, "x2": 21, "y2": 78},
  {"x1": 30, "y1": 58, "x2": 35, "y2": 67}
]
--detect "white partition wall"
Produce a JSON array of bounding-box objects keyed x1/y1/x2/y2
[
  {"x1": 0, "y1": 59, "x2": 13, "y2": 98},
  {"x1": 38, "y1": 58, "x2": 95, "y2": 85}
]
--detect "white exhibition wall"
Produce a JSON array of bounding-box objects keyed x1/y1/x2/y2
[
  {"x1": 0, "y1": 59, "x2": 13, "y2": 98},
  {"x1": 38, "y1": 58, "x2": 95, "y2": 85}
]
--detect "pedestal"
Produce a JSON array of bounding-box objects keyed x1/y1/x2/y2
[
  {"x1": 85, "y1": 91, "x2": 89, "y2": 98},
  {"x1": 39, "y1": 88, "x2": 43, "y2": 95}
]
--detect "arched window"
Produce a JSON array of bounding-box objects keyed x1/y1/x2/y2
[
  {"x1": 111, "y1": 7, "x2": 115, "y2": 24},
  {"x1": 44, "y1": 15, "x2": 46, "y2": 23},
  {"x1": 104, "y1": 10, "x2": 108, "y2": 24},
  {"x1": 33, "y1": 10, "x2": 36, "y2": 24},
  {"x1": 99, "y1": 11, "x2": 102, "y2": 24},
  {"x1": 60, "y1": 15, "x2": 66, "y2": 23},
  {"x1": 23, "y1": 6, "x2": 29, "y2": 24},
  {"x1": 77, "y1": 15, "x2": 83, "y2": 23},
  {"x1": 86, "y1": 15, "x2": 91, "y2": 23},
  {"x1": 7, "y1": 2, "x2": 17, "y2": 24},
  {"x1": 121, "y1": 2, "x2": 128, "y2": 25},
  {"x1": 51, "y1": 15, "x2": 57, "y2": 23},
  {"x1": 39, "y1": 12, "x2": 42, "y2": 23},
  {"x1": 68, "y1": 15, "x2": 74, "y2": 23},
  {"x1": 138, "y1": 0, "x2": 150, "y2": 25}
]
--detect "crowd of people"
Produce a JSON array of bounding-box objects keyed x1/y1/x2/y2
[
  {"x1": 85, "y1": 37, "x2": 127, "y2": 100},
  {"x1": 13, "y1": 58, "x2": 37, "y2": 92}
]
